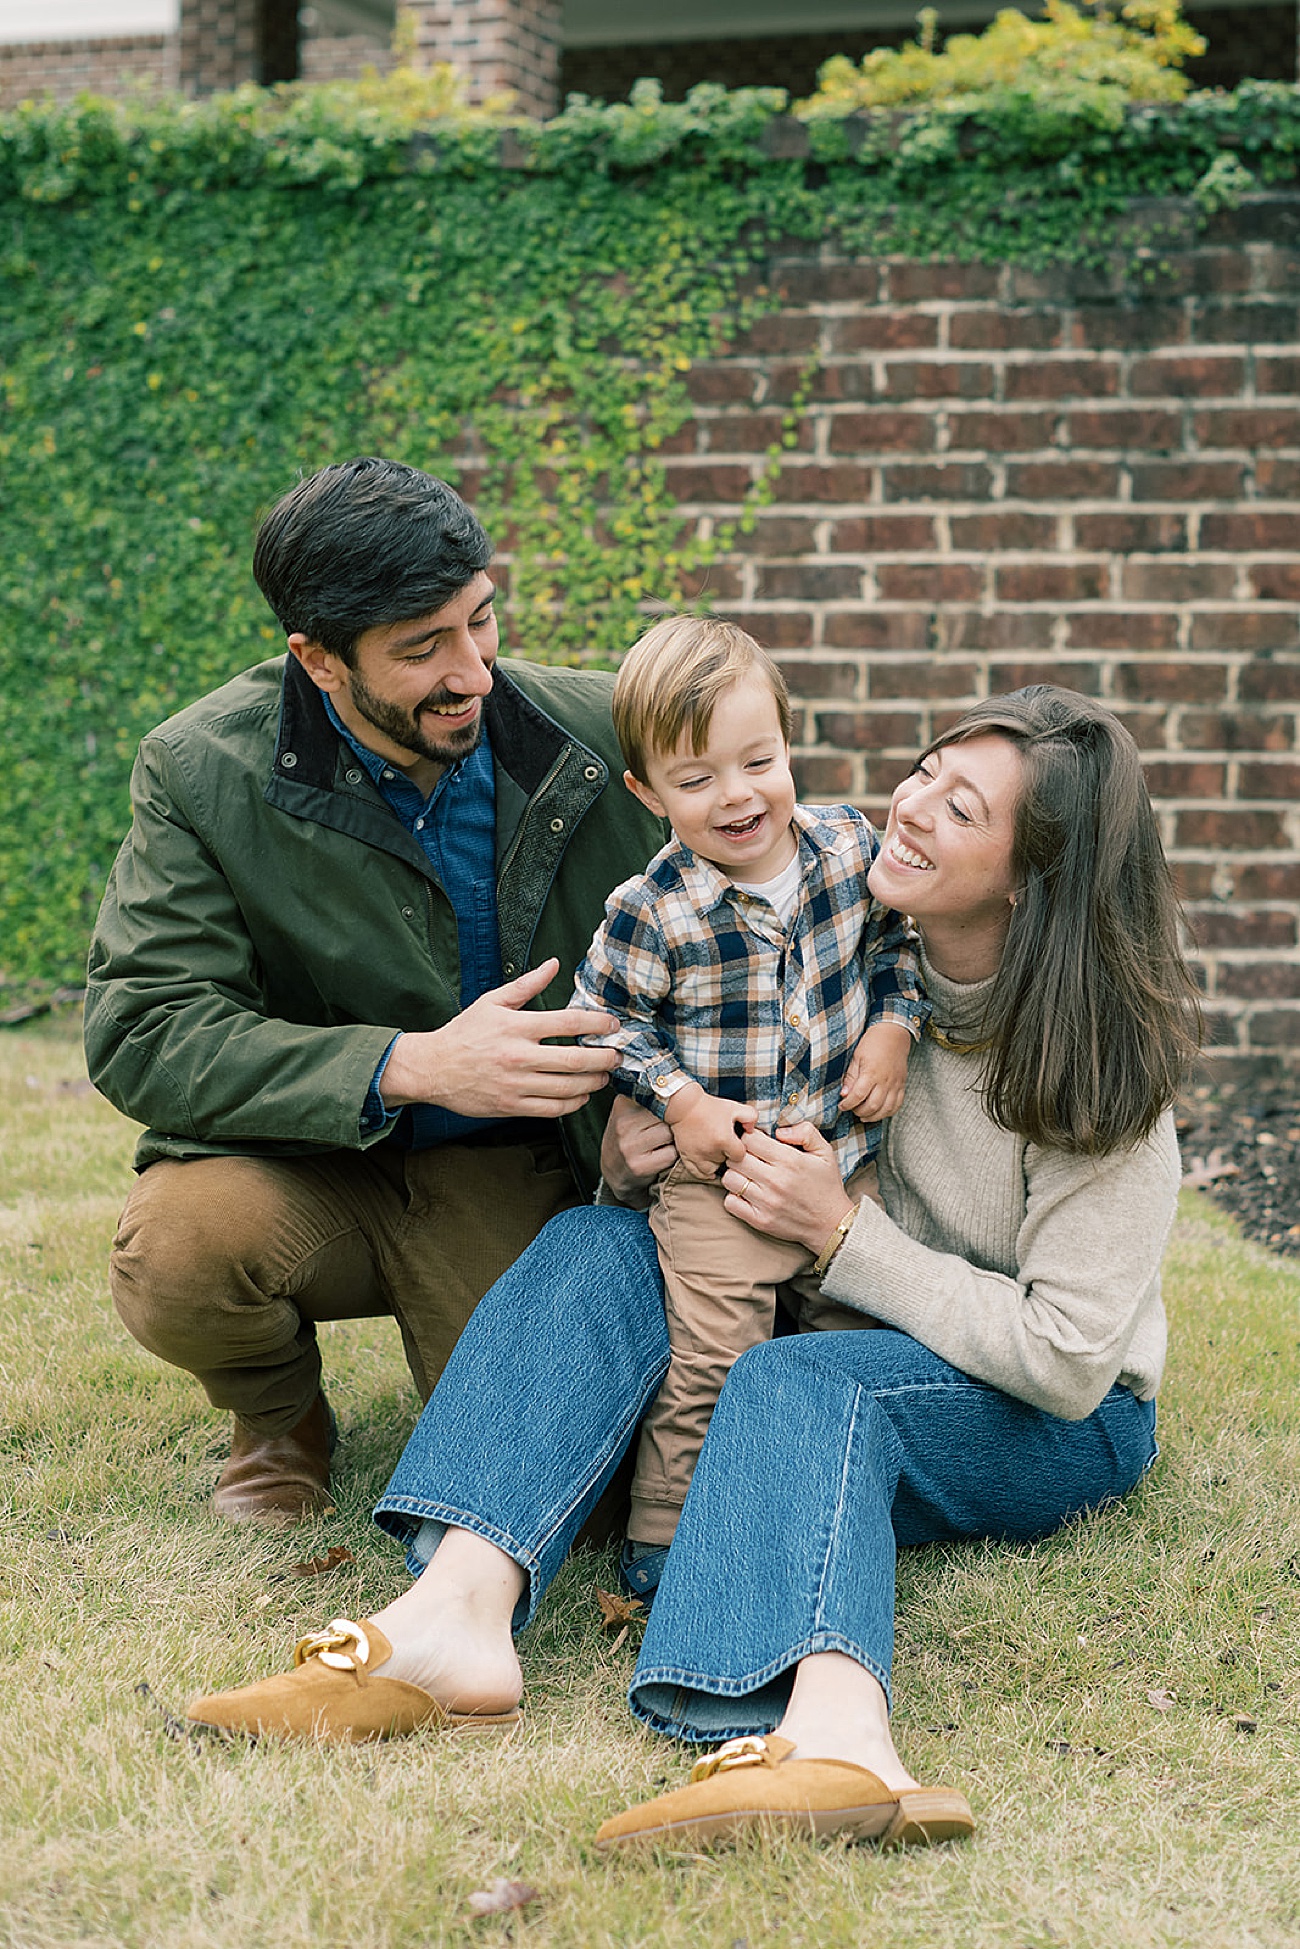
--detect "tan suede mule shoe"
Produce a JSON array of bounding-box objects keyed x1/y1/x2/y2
[
  {"x1": 594, "y1": 1734, "x2": 975, "y2": 1851},
  {"x1": 186, "y1": 1619, "x2": 522, "y2": 1744}
]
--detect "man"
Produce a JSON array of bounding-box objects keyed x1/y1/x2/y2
[{"x1": 85, "y1": 457, "x2": 665, "y2": 1525}]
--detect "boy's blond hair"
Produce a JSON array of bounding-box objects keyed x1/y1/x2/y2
[{"x1": 613, "y1": 616, "x2": 792, "y2": 783}]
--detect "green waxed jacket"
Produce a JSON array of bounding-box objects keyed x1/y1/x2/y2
[{"x1": 85, "y1": 653, "x2": 663, "y2": 1192}]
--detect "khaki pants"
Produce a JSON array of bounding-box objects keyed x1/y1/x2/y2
[
  {"x1": 110, "y1": 1136, "x2": 581, "y2": 1435},
  {"x1": 629, "y1": 1157, "x2": 880, "y2": 1548}
]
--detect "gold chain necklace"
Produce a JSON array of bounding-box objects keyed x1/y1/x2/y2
[{"x1": 924, "y1": 1020, "x2": 994, "y2": 1055}]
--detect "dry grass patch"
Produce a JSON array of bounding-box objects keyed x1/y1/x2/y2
[{"x1": 1, "y1": 1016, "x2": 1298, "y2": 1948}]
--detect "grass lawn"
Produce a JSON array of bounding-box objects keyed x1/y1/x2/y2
[{"x1": 2, "y1": 1015, "x2": 1298, "y2": 1949}]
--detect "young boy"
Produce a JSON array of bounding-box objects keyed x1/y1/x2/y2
[{"x1": 571, "y1": 616, "x2": 928, "y2": 1594}]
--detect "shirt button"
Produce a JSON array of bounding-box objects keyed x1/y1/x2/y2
[
  {"x1": 344, "y1": 768, "x2": 363, "y2": 785},
  {"x1": 787, "y1": 1091, "x2": 799, "y2": 1104},
  {"x1": 788, "y1": 1012, "x2": 801, "y2": 1027},
  {"x1": 382, "y1": 769, "x2": 395, "y2": 781},
  {"x1": 550, "y1": 817, "x2": 564, "y2": 833}
]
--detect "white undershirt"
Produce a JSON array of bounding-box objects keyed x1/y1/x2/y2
[{"x1": 732, "y1": 850, "x2": 804, "y2": 925}]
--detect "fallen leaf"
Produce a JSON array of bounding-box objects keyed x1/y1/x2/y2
[
  {"x1": 1146, "y1": 1688, "x2": 1176, "y2": 1712},
  {"x1": 467, "y1": 1878, "x2": 540, "y2": 1917},
  {"x1": 268, "y1": 1544, "x2": 354, "y2": 1584},
  {"x1": 595, "y1": 1586, "x2": 644, "y2": 1630},
  {"x1": 1182, "y1": 1149, "x2": 1240, "y2": 1189}
]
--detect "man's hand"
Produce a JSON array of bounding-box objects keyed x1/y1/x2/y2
[
  {"x1": 379, "y1": 959, "x2": 619, "y2": 1119},
  {"x1": 840, "y1": 1019, "x2": 913, "y2": 1122},
  {"x1": 599, "y1": 1095, "x2": 678, "y2": 1208},
  {"x1": 664, "y1": 1082, "x2": 757, "y2": 1181}
]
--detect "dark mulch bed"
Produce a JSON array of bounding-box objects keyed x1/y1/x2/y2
[{"x1": 1178, "y1": 1074, "x2": 1300, "y2": 1259}]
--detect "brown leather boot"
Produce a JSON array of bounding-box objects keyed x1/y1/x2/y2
[{"x1": 212, "y1": 1393, "x2": 338, "y2": 1526}]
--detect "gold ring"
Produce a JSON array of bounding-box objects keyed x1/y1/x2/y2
[{"x1": 738, "y1": 1176, "x2": 751, "y2": 1196}]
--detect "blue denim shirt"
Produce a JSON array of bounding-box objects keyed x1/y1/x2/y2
[{"x1": 323, "y1": 696, "x2": 504, "y2": 1147}]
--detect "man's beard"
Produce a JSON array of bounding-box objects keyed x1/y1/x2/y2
[{"x1": 346, "y1": 669, "x2": 485, "y2": 768}]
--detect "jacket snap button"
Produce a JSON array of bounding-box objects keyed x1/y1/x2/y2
[
  {"x1": 584, "y1": 765, "x2": 600, "y2": 781},
  {"x1": 401, "y1": 906, "x2": 415, "y2": 919},
  {"x1": 345, "y1": 767, "x2": 363, "y2": 785},
  {"x1": 280, "y1": 751, "x2": 297, "y2": 768},
  {"x1": 504, "y1": 961, "x2": 517, "y2": 974},
  {"x1": 550, "y1": 817, "x2": 564, "y2": 833}
]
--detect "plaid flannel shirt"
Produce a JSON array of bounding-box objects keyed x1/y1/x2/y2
[{"x1": 571, "y1": 803, "x2": 928, "y2": 1176}]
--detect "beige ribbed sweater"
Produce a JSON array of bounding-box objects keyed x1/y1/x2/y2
[{"x1": 821, "y1": 955, "x2": 1182, "y2": 1420}]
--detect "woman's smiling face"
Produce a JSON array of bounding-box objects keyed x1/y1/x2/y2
[{"x1": 867, "y1": 733, "x2": 1023, "y2": 940}]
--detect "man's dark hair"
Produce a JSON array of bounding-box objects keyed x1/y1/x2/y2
[{"x1": 252, "y1": 457, "x2": 493, "y2": 664}]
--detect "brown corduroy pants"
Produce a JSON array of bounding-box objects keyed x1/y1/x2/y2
[{"x1": 109, "y1": 1136, "x2": 581, "y2": 1435}]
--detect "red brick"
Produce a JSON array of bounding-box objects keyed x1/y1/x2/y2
[
  {"x1": 1199, "y1": 512, "x2": 1299, "y2": 551},
  {"x1": 827, "y1": 411, "x2": 936, "y2": 454},
  {"x1": 772, "y1": 260, "x2": 881, "y2": 305},
  {"x1": 824, "y1": 611, "x2": 931, "y2": 651},
  {"x1": 654, "y1": 425, "x2": 700, "y2": 456},
  {"x1": 1190, "y1": 908, "x2": 1298, "y2": 949},
  {"x1": 775, "y1": 463, "x2": 875, "y2": 503},
  {"x1": 1142, "y1": 758, "x2": 1227, "y2": 797},
  {"x1": 1074, "y1": 512, "x2": 1187, "y2": 552},
  {"x1": 1005, "y1": 459, "x2": 1123, "y2": 498},
  {"x1": 939, "y1": 611, "x2": 1054, "y2": 651},
  {"x1": 887, "y1": 260, "x2": 1001, "y2": 301},
  {"x1": 1255, "y1": 458, "x2": 1300, "y2": 496},
  {"x1": 1129, "y1": 459, "x2": 1247, "y2": 501},
  {"x1": 1064, "y1": 407, "x2": 1183, "y2": 449},
  {"x1": 778, "y1": 659, "x2": 863, "y2": 700},
  {"x1": 868, "y1": 659, "x2": 982, "y2": 699},
  {"x1": 757, "y1": 563, "x2": 863, "y2": 601},
  {"x1": 663, "y1": 462, "x2": 755, "y2": 502},
  {"x1": 1197, "y1": 1007, "x2": 1242, "y2": 1049},
  {"x1": 946, "y1": 410, "x2": 1057, "y2": 452},
  {"x1": 1192, "y1": 406, "x2": 1300, "y2": 449},
  {"x1": 1172, "y1": 862, "x2": 1215, "y2": 898},
  {"x1": 1237, "y1": 862, "x2": 1300, "y2": 898},
  {"x1": 714, "y1": 608, "x2": 812, "y2": 647},
  {"x1": 1178, "y1": 710, "x2": 1296, "y2": 752},
  {"x1": 831, "y1": 514, "x2": 939, "y2": 552},
  {"x1": 1122, "y1": 561, "x2": 1237, "y2": 602},
  {"x1": 1191, "y1": 300, "x2": 1300, "y2": 346},
  {"x1": 1216, "y1": 963, "x2": 1300, "y2": 1000},
  {"x1": 1069, "y1": 304, "x2": 1186, "y2": 351},
  {"x1": 880, "y1": 360, "x2": 996, "y2": 401},
  {"x1": 1256, "y1": 354, "x2": 1300, "y2": 396},
  {"x1": 685, "y1": 365, "x2": 757, "y2": 406},
  {"x1": 865, "y1": 755, "x2": 924, "y2": 796},
  {"x1": 1114, "y1": 661, "x2": 1227, "y2": 702},
  {"x1": 1189, "y1": 612, "x2": 1300, "y2": 652},
  {"x1": 882, "y1": 462, "x2": 995, "y2": 501},
  {"x1": 1175, "y1": 808, "x2": 1288, "y2": 847},
  {"x1": 1251, "y1": 245, "x2": 1300, "y2": 295},
  {"x1": 829, "y1": 312, "x2": 940, "y2": 353},
  {"x1": 1245, "y1": 1008, "x2": 1300, "y2": 1046},
  {"x1": 676, "y1": 564, "x2": 745, "y2": 601},
  {"x1": 792, "y1": 754, "x2": 856, "y2": 796},
  {"x1": 1110, "y1": 708, "x2": 1170, "y2": 750},
  {"x1": 807, "y1": 363, "x2": 875, "y2": 404},
  {"x1": 1240, "y1": 657, "x2": 1300, "y2": 701},
  {"x1": 1129, "y1": 354, "x2": 1248, "y2": 397},
  {"x1": 705, "y1": 413, "x2": 811, "y2": 453},
  {"x1": 1250, "y1": 563, "x2": 1300, "y2": 602},
  {"x1": 948, "y1": 310, "x2": 1063, "y2": 351},
  {"x1": 877, "y1": 563, "x2": 986, "y2": 602},
  {"x1": 817, "y1": 709, "x2": 925, "y2": 749},
  {"x1": 728, "y1": 516, "x2": 819, "y2": 555},
  {"x1": 1239, "y1": 758, "x2": 1300, "y2": 798},
  {"x1": 988, "y1": 660, "x2": 1103, "y2": 694},
  {"x1": 1152, "y1": 249, "x2": 1253, "y2": 298},
  {"x1": 996, "y1": 561, "x2": 1109, "y2": 602},
  {"x1": 950, "y1": 511, "x2": 1059, "y2": 550},
  {"x1": 1004, "y1": 358, "x2": 1121, "y2": 401},
  {"x1": 727, "y1": 313, "x2": 820, "y2": 356}
]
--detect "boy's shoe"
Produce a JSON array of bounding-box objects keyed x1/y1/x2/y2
[{"x1": 618, "y1": 1540, "x2": 670, "y2": 1606}]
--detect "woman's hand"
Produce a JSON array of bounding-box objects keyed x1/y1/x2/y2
[{"x1": 720, "y1": 1123, "x2": 857, "y2": 1255}]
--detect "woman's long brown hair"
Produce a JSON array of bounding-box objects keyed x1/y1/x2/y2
[{"x1": 922, "y1": 687, "x2": 1202, "y2": 1155}]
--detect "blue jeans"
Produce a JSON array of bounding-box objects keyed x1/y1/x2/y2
[{"x1": 375, "y1": 1205, "x2": 1158, "y2": 1743}]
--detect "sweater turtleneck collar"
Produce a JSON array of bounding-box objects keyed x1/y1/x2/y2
[{"x1": 917, "y1": 942, "x2": 998, "y2": 1046}]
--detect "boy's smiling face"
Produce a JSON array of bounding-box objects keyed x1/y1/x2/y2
[{"x1": 625, "y1": 674, "x2": 798, "y2": 882}]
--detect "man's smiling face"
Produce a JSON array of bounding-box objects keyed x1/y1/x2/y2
[{"x1": 333, "y1": 571, "x2": 499, "y2": 770}]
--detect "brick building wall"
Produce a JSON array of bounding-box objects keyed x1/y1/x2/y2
[
  {"x1": 0, "y1": 35, "x2": 175, "y2": 105},
  {"x1": 470, "y1": 192, "x2": 1300, "y2": 1075}
]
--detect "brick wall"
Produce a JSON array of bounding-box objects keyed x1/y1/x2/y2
[
  {"x1": 407, "y1": 0, "x2": 560, "y2": 117},
  {"x1": 492, "y1": 194, "x2": 1300, "y2": 1076},
  {"x1": 0, "y1": 35, "x2": 175, "y2": 106}
]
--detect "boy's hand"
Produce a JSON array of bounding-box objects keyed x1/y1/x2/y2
[
  {"x1": 664, "y1": 1082, "x2": 757, "y2": 1180},
  {"x1": 840, "y1": 1019, "x2": 913, "y2": 1122}
]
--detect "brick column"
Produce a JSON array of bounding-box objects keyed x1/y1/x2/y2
[
  {"x1": 405, "y1": 0, "x2": 562, "y2": 119},
  {"x1": 178, "y1": 0, "x2": 299, "y2": 94}
]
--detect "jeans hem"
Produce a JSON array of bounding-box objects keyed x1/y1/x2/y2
[
  {"x1": 374, "y1": 1497, "x2": 544, "y2": 1627},
  {"x1": 629, "y1": 1631, "x2": 891, "y2": 1742}
]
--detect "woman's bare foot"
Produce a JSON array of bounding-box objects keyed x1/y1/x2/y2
[
  {"x1": 774, "y1": 1650, "x2": 919, "y2": 1790},
  {"x1": 369, "y1": 1527, "x2": 526, "y2": 1717}
]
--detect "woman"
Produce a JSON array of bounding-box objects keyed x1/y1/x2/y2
[{"x1": 189, "y1": 686, "x2": 1199, "y2": 1850}]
